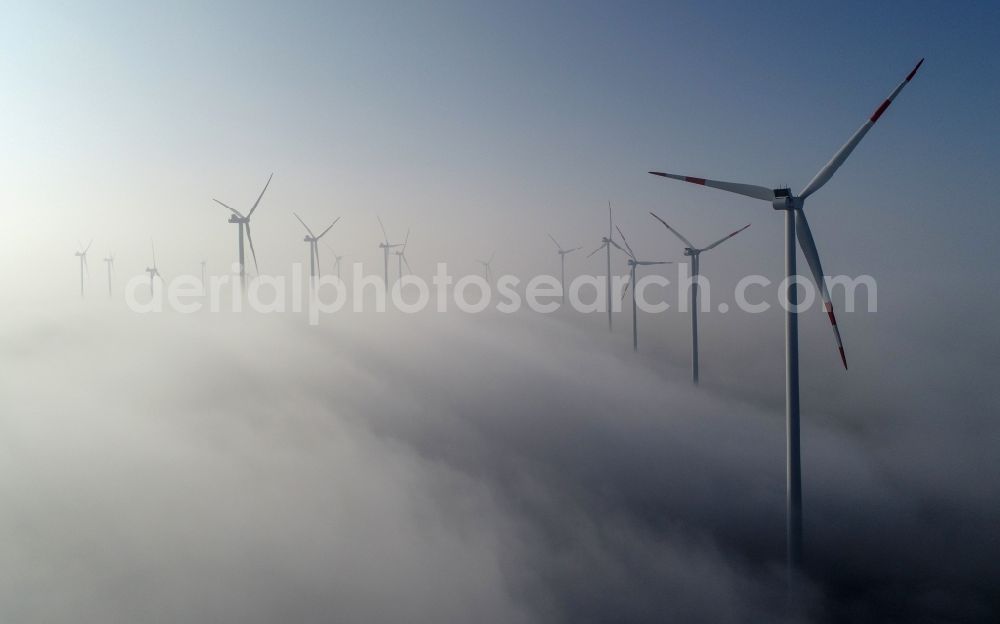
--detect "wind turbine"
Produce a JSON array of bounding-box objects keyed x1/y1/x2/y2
[
  {"x1": 145, "y1": 241, "x2": 163, "y2": 295},
  {"x1": 547, "y1": 234, "x2": 581, "y2": 305},
  {"x1": 213, "y1": 173, "x2": 272, "y2": 291},
  {"x1": 616, "y1": 227, "x2": 671, "y2": 351},
  {"x1": 200, "y1": 260, "x2": 207, "y2": 287},
  {"x1": 377, "y1": 216, "x2": 403, "y2": 287},
  {"x1": 394, "y1": 229, "x2": 412, "y2": 280},
  {"x1": 103, "y1": 253, "x2": 115, "y2": 298},
  {"x1": 648, "y1": 58, "x2": 923, "y2": 576},
  {"x1": 294, "y1": 213, "x2": 341, "y2": 285},
  {"x1": 326, "y1": 246, "x2": 346, "y2": 280},
  {"x1": 586, "y1": 202, "x2": 621, "y2": 330},
  {"x1": 477, "y1": 251, "x2": 495, "y2": 281},
  {"x1": 650, "y1": 213, "x2": 750, "y2": 384},
  {"x1": 74, "y1": 240, "x2": 92, "y2": 297}
]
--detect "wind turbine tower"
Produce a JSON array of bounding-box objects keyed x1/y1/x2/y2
[
  {"x1": 586, "y1": 203, "x2": 620, "y2": 331},
  {"x1": 650, "y1": 213, "x2": 750, "y2": 384},
  {"x1": 648, "y1": 58, "x2": 923, "y2": 577},
  {"x1": 294, "y1": 213, "x2": 340, "y2": 286},
  {"x1": 74, "y1": 240, "x2": 92, "y2": 298},
  {"x1": 616, "y1": 226, "x2": 670, "y2": 351},
  {"x1": 103, "y1": 253, "x2": 115, "y2": 298},
  {"x1": 377, "y1": 217, "x2": 403, "y2": 288},
  {"x1": 547, "y1": 234, "x2": 581, "y2": 306},
  {"x1": 395, "y1": 229, "x2": 412, "y2": 281},
  {"x1": 213, "y1": 173, "x2": 272, "y2": 291},
  {"x1": 145, "y1": 241, "x2": 162, "y2": 295}
]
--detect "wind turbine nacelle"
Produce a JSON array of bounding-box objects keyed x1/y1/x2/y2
[
  {"x1": 683, "y1": 248, "x2": 695, "y2": 256},
  {"x1": 771, "y1": 188, "x2": 798, "y2": 211},
  {"x1": 303, "y1": 236, "x2": 312, "y2": 242},
  {"x1": 228, "y1": 214, "x2": 241, "y2": 223}
]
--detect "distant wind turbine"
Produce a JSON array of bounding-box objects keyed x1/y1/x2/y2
[
  {"x1": 103, "y1": 253, "x2": 115, "y2": 298},
  {"x1": 616, "y1": 226, "x2": 671, "y2": 351},
  {"x1": 74, "y1": 240, "x2": 92, "y2": 298},
  {"x1": 648, "y1": 58, "x2": 923, "y2": 576},
  {"x1": 145, "y1": 241, "x2": 163, "y2": 295},
  {"x1": 547, "y1": 234, "x2": 581, "y2": 306},
  {"x1": 586, "y1": 202, "x2": 622, "y2": 330},
  {"x1": 377, "y1": 216, "x2": 404, "y2": 287},
  {"x1": 213, "y1": 173, "x2": 272, "y2": 290},
  {"x1": 328, "y1": 246, "x2": 346, "y2": 280},
  {"x1": 477, "y1": 251, "x2": 495, "y2": 281},
  {"x1": 294, "y1": 213, "x2": 340, "y2": 285},
  {"x1": 650, "y1": 213, "x2": 750, "y2": 384},
  {"x1": 200, "y1": 260, "x2": 207, "y2": 287},
  {"x1": 394, "y1": 229, "x2": 412, "y2": 280}
]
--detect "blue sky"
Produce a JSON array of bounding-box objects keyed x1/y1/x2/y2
[{"x1": 1, "y1": 0, "x2": 998, "y2": 305}]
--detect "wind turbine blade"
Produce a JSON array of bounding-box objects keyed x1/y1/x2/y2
[
  {"x1": 402, "y1": 255, "x2": 412, "y2": 273},
  {"x1": 293, "y1": 212, "x2": 315, "y2": 236},
  {"x1": 794, "y1": 210, "x2": 847, "y2": 369},
  {"x1": 547, "y1": 233, "x2": 562, "y2": 250},
  {"x1": 317, "y1": 216, "x2": 341, "y2": 239},
  {"x1": 636, "y1": 261, "x2": 670, "y2": 265},
  {"x1": 245, "y1": 223, "x2": 260, "y2": 276},
  {"x1": 703, "y1": 223, "x2": 752, "y2": 251},
  {"x1": 615, "y1": 225, "x2": 636, "y2": 259},
  {"x1": 608, "y1": 201, "x2": 613, "y2": 239},
  {"x1": 648, "y1": 171, "x2": 775, "y2": 202},
  {"x1": 84, "y1": 239, "x2": 93, "y2": 253},
  {"x1": 313, "y1": 243, "x2": 321, "y2": 273},
  {"x1": 247, "y1": 173, "x2": 273, "y2": 218},
  {"x1": 565, "y1": 246, "x2": 582, "y2": 254},
  {"x1": 402, "y1": 227, "x2": 410, "y2": 250},
  {"x1": 621, "y1": 279, "x2": 630, "y2": 301},
  {"x1": 488, "y1": 251, "x2": 495, "y2": 264},
  {"x1": 586, "y1": 243, "x2": 606, "y2": 258},
  {"x1": 799, "y1": 58, "x2": 923, "y2": 200},
  {"x1": 213, "y1": 199, "x2": 244, "y2": 218},
  {"x1": 151, "y1": 241, "x2": 157, "y2": 267},
  {"x1": 377, "y1": 216, "x2": 389, "y2": 244},
  {"x1": 649, "y1": 212, "x2": 695, "y2": 248},
  {"x1": 608, "y1": 239, "x2": 629, "y2": 256}
]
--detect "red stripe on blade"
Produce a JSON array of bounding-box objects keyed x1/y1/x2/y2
[
  {"x1": 685, "y1": 177, "x2": 706, "y2": 185},
  {"x1": 825, "y1": 302, "x2": 838, "y2": 326},
  {"x1": 870, "y1": 99, "x2": 891, "y2": 122}
]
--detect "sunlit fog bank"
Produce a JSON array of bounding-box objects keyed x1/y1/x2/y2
[{"x1": 1, "y1": 305, "x2": 997, "y2": 622}]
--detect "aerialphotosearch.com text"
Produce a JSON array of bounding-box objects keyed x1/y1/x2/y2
[{"x1": 124, "y1": 262, "x2": 877, "y2": 324}]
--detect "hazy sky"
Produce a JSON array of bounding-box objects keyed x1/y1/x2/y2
[{"x1": 2, "y1": 0, "x2": 998, "y2": 302}]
